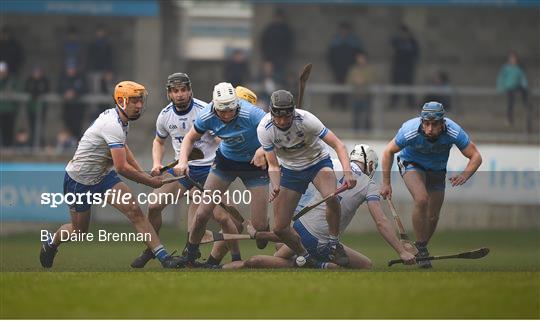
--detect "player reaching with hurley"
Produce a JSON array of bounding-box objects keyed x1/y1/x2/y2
[
  {"x1": 40, "y1": 81, "x2": 184, "y2": 269},
  {"x1": 174, "y1": 82, "x2": 270, "y2": 267},
  {"x1": 223, "y1": 145, "x2": 416, "y2": 270},
  {"x1": 130, "y1": 73, "x2": 241, "y2": 268},
  {"x1": 380, "y1": 101, "x2": 482, "y2": 268},
  {"x1": 257, "y1": 90, "x2": 356, "y2": 268}
]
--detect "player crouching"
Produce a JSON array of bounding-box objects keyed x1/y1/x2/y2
[{"x1": 223, "y1": 145, "x2": 417, "y2": 269}]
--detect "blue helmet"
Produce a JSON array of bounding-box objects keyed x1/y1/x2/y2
[{"x1": 421, "y1": 101, "x2": 445, "y2": 121}]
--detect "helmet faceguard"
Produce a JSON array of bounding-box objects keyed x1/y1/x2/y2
[
  {"x1": 114, "y1": 80, "x2": 148, "y2": 121},
  {"x1": 420, "y1": 101, "x2": 445, "y2": 121},
  {"x1": 350, "y1": 144, "x2": 379, "y2": 178},
  {"x1": 269, "y1": 90, "x2": 295, "y2": 130},
  {"x1": 236, "y1": 86, "x2": 258, "y2": 105},
  {"x1": 166, "y1": 72, "x2": 192, "y2": 110}
]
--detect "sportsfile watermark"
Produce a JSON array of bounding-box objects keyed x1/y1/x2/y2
[{"x1": 40, "y1": 189, "x2": 252, "y2": 208}]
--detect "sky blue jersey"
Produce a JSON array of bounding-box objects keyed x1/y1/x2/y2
[
  {"x1": 395, "y1": 117, "x2": 470, "y2": 171},
  {"x1": 193, "y1": 99, "x2": 266, "y2": 162}
]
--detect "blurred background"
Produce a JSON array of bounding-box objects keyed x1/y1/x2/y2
[{"x1": 1, "y1": 0, "x2": 539, "y2": 233}]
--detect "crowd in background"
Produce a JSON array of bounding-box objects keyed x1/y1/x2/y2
[
  {"x1": 0, "y1": 8, "x2": 535, "y2": 151},
  {"x1": 0, "y1": 24, "x2": 114, "y2": 150}
]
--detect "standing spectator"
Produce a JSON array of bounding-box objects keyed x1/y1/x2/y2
[
  {"x1": 346, "y1": 53, "x2": 375, "y2": 131},
  {"x1": 224, "y1": 49, "x2": 250, "y2": 87},
  {"x1": 423, "y1": 70, "x2": 452, "y2": 112},
  {"x1": 260, "y1": 8, "x2": 294, "y2": 78},
  {"x1": 62, "y1": 26, "x2": 84, "y2": 72},
  {"x1": 24, "y1": 65, "x2": 50, "y2": 145},
  {"x1": 87, "y1": 25, "x2": 114, "y2": 93},
  {"x1": 257, "y1": 61, "x2": 284, "y2": 112},
  {"x1": 327, "y1": 22, "x2": 363, "y2": 109},
  {"x1": 0, "y1": 25, "x2": 25, "y2": 79},
  {"x1": 389, "y1": 23, "x2": 420, "y2": 108},
  {"x1": 14, "y1": 128, "x2": 31, "y2": 150},
  {"x1": 497, "y1": 51, "x2": 531, "y2": 129},
  {"x1": 0, "y1": 61, "x2": 19, "y2": 147},
  {"x1": 58, "y1": 62, "x2": 87, "y2": 139},
  {"x1": 91, "y1": 70, "x2": 116, "y2": 119}
]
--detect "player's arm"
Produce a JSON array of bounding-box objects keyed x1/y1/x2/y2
[
  {"x1": 111, "y1": 147, "x2": 162, "y2": 188},
  {"x1": 264, "y1": 150, "x2": 281, "y2": 202},
  {"x1": 449, "y1": 141, "x2": 482, "y2": 186},
  {"x1": 174, "y1": 126, "x2": 203, "y2": 177},
  {"x1": 151, "y1": 136, "x2": 166, "y2": 176},
  {"x1": 124, "y1": 144, "x2": 144, "y2": 172},
  {"x1": 322, "y1": 130, "x2": 356, "y2": 188},
  {"x1": 380, "y1": 139, "x2": 401, "y2": 199},
  {"x1": 366, "y1": 200, "x2": 416, "y2": 265}
]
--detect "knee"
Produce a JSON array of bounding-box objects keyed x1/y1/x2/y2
[
  {"x1": 125, "y1": 205, "x2": 145, "y2": 223},
  {"x1": 413, "y1": 195, "x2": 429, "y2": 210},
  {"x1": 147, "y1": 203, "x2": 164, "y2": 218},
  {"x1": 244, "y1": 256, "x2": 262, "y2": 268}
]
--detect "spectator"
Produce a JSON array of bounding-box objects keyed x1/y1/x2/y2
[
  {"x1": 224, "y1": 49, "x2": 250, "y2": 87},
  {"x1": 346, "y1": 53, "x2": 375, "y2": 131},
  {"x1": 93, "y1": 70, "x2": 115, "y2": 118},
  {"x1": 0, "y1": 25, "x2": 25, "y2": 79},
  {"x1": 0, "y1": 61, "x2": 19, "y2": 147},
  {"x1": 260, "y1": 8, "x2": 294, "y2": 78},
  {"x1": 496, "y1": 51, "x2": 531, "y2": 129},
  {"x1": 55, "y1": 128, "x2": 78, "y2": 153},
  {"x1": 257, "y1": 61, "x2": 284, "y2": 112},
  {"x1": 423, "y1": 70, "x2": 452, "y2": 112},
  {"x1": 62, "y1": 26, "x2": 83, "y2": 72},
  {"x1": 389, "y1": 23, "x2": 420, "y2": 108},
  {"x1": 24, "y1": 65, "x2": 50, "y2": 145},
  {"x1": 14, "y1": 128, "x2": 31, "y2": 150},
  {"x1": 327, "y1": 22, "x2": 363, "y2": 109},
  {"x1": 58, "y1": 62, "x2": 87, "y2": 139},
  {"x1": 87, "y1": 25, "x2": 114, "y2": 93}
]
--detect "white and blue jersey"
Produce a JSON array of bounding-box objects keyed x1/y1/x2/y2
[
  {"x1": 155, "y1": 98, "x2": 217, "y2": 167},
  {"x1": 193, "y1": 99, "x2": 266, "y2": 162},
  {"x1": 395, "y1": 117, "x2": 470, "y2": 171},
  {"x1": 66, "y1": 108, "x2": 128, "y2": 185}
]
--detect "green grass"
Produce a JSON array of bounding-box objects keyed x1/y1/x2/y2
[{"x1": 1, "y1": 226, "x2": 539, "y2": 318}]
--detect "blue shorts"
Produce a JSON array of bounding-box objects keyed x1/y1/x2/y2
[
  {"x1": 63, "y1": 170, "x2": 122, "y2": 212},
  {"x1": 168, "y1": 165, "x2": 211, "y2": 190},
  {"x1": 398, "y1": 158, "x2": 446, "y2": 191},
  {"x1": 293, "y1": 220, "x2": 331, "y2": 262},
  {"x1": 210, "y1": 149, "x2": 269, "y2": 188},
  {"x1": 281, "y1": 158, "x2": 333, "y2": 194}
]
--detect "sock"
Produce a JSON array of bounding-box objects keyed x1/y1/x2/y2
[
  {"x1": 231, "y1": 253, "x2": 241, "y2": 262},
  {"x1": 186, "y1": 242, "x2": 199, "y2": 260},
  {"x1": 152, "y1": 245, "x2": 169, "y2": 262},
  {"x1": 47, "y1": 233, "x2": 58, "y2": 249},
  {"x1": 329, "y1": 235, "x2": 339, "y2": 243},
  {"x1": 206, "y1": 255, "x2": 222, "y2": 265},
  {"x1": 415, "y1": 241, "x2": 428, "y2": 248}
]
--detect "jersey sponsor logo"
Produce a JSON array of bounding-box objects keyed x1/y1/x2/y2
[
  {"x1": 222, "y1": 135, "x2": 245, "y2": 144},
  {"x1": 280, "y1": 141, "x2": 306, "y2": 151},
  {"x1": 169, "y1": 124, "x2": 177, "y2": 130}
]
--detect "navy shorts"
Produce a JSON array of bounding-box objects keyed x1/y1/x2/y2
[
  {"x1": 293, "y1": 220, "x2": 331, "y2": 262},
  {"x1": 63, "y1": 170, "x2": 122, "y2": 212},
  {"x1": 210, "y1": 149, "x2": 269, "y2": 188},
  {"x1": 281, "y1": 157, "x2": 333, "y2": 194},
  {"x1": 168, "y1": 165, "x2": 211, "y2": 190},
  {"x1": 398, "y1": 158, "x2": 446, "y2": 191}
]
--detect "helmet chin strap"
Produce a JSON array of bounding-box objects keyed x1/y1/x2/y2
[{"x1": 117, "y1": 98, "x2": 140, "y2": 121}]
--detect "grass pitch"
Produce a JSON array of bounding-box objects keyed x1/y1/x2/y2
[{"x1": 1, "y1": 226, "x2": 539, "y2": 318}]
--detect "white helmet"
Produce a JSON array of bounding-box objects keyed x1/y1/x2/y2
[
  {"x1": 213, "y1": 82, "x2": 239, "y2": 112},
  {"x1": 350, "y1": 144, "x2": 378, "y2": 178}
]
